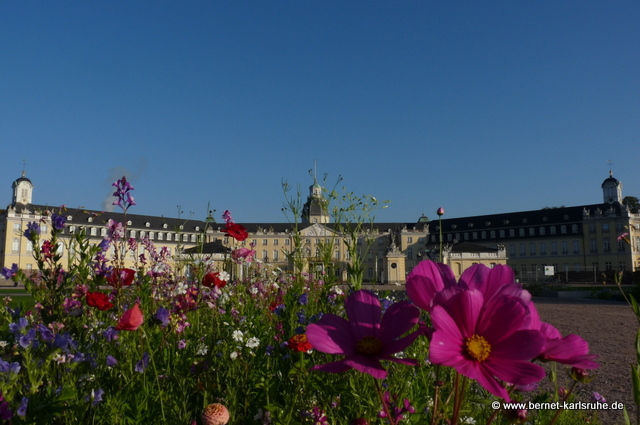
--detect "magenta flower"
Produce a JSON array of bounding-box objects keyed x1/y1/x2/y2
[
  {"x1": 429, "y1": 288, "x2": 546, "y2": 401},
  {"x1": 406, "y1": 260, "x2": 457, "y2": 313},
  {"x1": 537, "y1": 323, "x2": 599, "y2": 370},
  {"x1": 306, "y1": 290, "x2": 421, "y2": 379}
]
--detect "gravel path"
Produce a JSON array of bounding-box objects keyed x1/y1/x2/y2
[{"x1": 534, "y1": 298, "x2": 637, "y2": 425}]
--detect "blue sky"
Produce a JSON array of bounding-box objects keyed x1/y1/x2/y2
[{"x1": 1, "y1": 1, "x2": 638, "y2": 224}]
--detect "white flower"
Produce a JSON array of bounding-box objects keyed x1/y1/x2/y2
[
  {"x1": 232, "y1": 330, "x2": 244, "y2": 342},
  {"x1": 0, "y1": 341, "x2": 8, "y2": 348},
  {"x1": 196, "y1": 343, "x2": 208, "y2": 356},
  {"x1": 218, "y1": 271, "x2": 230, "y2": 281},
  {"x1": 230, "y1": 351, "x2": 238, "y2": 360},
  {"x1": 245, "y1": 337, "x2": 260, "y2": 349},
  {"x1": 461, "y1": 417, "x2": 476, "y2": 424},
  {"x1": 332, "y1": 287, "x2": 343, "y2": 295},
  {"x1": 249, "y1": 287, "x2": 258, "y2": 295},
  {"x1": 173, "y1": 281, "x2": 188, "y2": 296}
]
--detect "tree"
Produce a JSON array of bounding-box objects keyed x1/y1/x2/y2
[{"x1": 623, "y1": 196, "x2": 640, "y2": 214}]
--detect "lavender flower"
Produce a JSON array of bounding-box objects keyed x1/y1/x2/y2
[
  {"x1": 154, "y1": 307, "x2": 170, "y2": 327},
  {"x1": 9, "y1": 317, "x2": 28, "y2": 335},
  {"x1": 298, "y1": 293, "x2": 308, "y2": 305},
  {"x1": 0, "y1": 359, "x2": 21, "y2": 374},
  {"x1": 135, "y1": 352, "x2": 150, "y2": 373}
]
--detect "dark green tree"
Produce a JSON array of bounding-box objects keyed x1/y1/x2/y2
[{"x1": 623, "y1": 196, "x2": 640, "y2": 213}]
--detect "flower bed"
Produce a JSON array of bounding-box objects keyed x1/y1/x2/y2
[{"x1": 0, "y1": 178, "x2": 608, "y2": 424}]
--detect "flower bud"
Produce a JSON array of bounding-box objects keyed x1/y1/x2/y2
[{"x1": 437, "y1": 207, "x2": 445, "y2": 216}]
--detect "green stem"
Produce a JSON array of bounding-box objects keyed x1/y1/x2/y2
[
  {"x1": 142, "y1": 329, "x2": 166, "y2": 422},
  {"x1": 374, "y1": 379, "x2": 396, "y2": 425},
  {"x1": 549, "y1": 381, "x2": 578, "y2": 425}
]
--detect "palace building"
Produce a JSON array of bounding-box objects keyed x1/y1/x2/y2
[{"x1": 1, "y1": 170, "x2": 637, "y2": 284}]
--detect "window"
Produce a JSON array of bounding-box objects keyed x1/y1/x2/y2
[
  {"x1": 540, "y1": 243, "x2": 547, "y2": 255},
  {"x1": 589, "y1": 224, "x2": 596, "y2": 233},
  {"x1": 550, "y1": 242, "x2": 557, "y2": 255},
  {"x1": 273, "y1": 250, "x2": 279, "y2": 261},
  {"x1": 407, "y1": 237, "x2": 413, "y2": 243},
  {"x1": 40, "y1": 224, "x2": 48, "y2": 234},
  {"x1": 263, "y1": 239, "x2": 268, "y2": 246},
  {"x1": 550, "y1": 226, "x2": 556, "y2": 235},
  {"x1": 620, "y1": 261, "x2": 626, "y2": 271},
  {"x1": 130, "y1": 230, "x2": 136, "y2": 238},
  {"x1": 605, "y1": 262, "x2": 612, "y2": 271},
  {"x1": 529, "y1": 243, "x2": 536, "y2": 255},
  {"x1": 273, "y1": 239, "x2": 279, "y2": 246},
  {"x1": 26, "y1": 241, "x2": 33, "y2": 254},
  {"x1": 472, "y1": 232, "x2": 478, "y2": 240},
  {"x1": 158, "y1": 233, "x2": 163, "y2": 241},
  {"x1": 140, "y1": 231, "x2": 146, "y2": 239},
  {"x1": 561, "y1": 241, "x2": 568, "y2": 254},
  {"x1": 499, "y1": 230, "x2": 505, "y2": 238},
  {"x1": 519, "y1": 229, "x2": 525, "y2": 237},
  {"x1": 602, "y1": 223, "x2": 610, "y2": 232},
  {"x1": 13, "y1": 223, "x2": 21, "y2": 232},
  {"x1": 572, "y1": 241, "x2": 580, "y2": 254},
  {"x1": 490, "y1": 230, "x2": 496, "y2": 238},
  {"x1": 407, "y1": 248, "x2": 413, "y2": 260},
  {"x1": 262, "y1": 250, "x2": 268, "y2": 261},
  {"x1": 481, "y1": 231, "x2": 487, "y2": 239},
  {"x1": 539, "y1": 227, "x2": 546, "y2": 236},
  {"x1": 529, "y1": 228, "x2": 535, "y2": 236},
  {"x1": 618, "y1": 240, "x2": 626, "y2": 252},
  {"x1": 603, "y1": 239, "x2": 611, "y2": 253},
  {"x1": 90, "y1": 227, "x2": 97, "y2": 236},
  {"x1": 285, "y1": 239, "x2": 290, "y2": 246},
  {"x1": 509, "y1": 244, "x2": 516, "y2": 256},
  {"x1": 560, "y1": 225, "x2": 567, "y2": 234},
  {"x1": 149, "y1": 232, "x2": 154, "y2": 240},
  {"x1": 509, "y1": 229, "x2": 515, "y2": 237},
  {"x1": 519, "y1": 244, "x2": 526, "y2": 256},
  {"x1": 590, "y1": 239, "x2": 597, "y2": 253},
  {"x1": 572, "y1": 224, "x2": 579, "y2": 233}
]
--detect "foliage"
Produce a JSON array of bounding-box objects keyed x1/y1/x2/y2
[{"x1": 0, "y1": 178, "x2": 605, "y2": 425}]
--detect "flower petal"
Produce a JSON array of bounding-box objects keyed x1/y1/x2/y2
[
  {"x1": 379, "y1": 301, "x2": 419, "y2": 343},
  {"x1": 306, "y1": 315, "x2": 356, "y2": 355},
  {"x1": 344, "y1": 355, "x2": 387, "y2": 379},
  {"x1": 311, "y1": 359, "x2": 353, "y2": 374},
  {"x1": 345, "y1": 290, "x2": 381, "y2": 339},
  {"x1": 406, "y1": 261, "x2": 456, "y2": 312}
]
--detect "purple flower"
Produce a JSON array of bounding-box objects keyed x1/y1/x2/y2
[
  {"x1": 51, "y1": 212, "x2": 66, "y2": 231},
  {"x1": 298, "y1": 293, "x2": 309, "y2": 305},
  {"x1": 9, "y1": 317, "x2": 28, "y2": 335},
  {"x1": 53, "y1": 333, "x2": 77, "y2": 352},
  {"x1": 177, "y1": 340, "x2": 187, "y2": 350},
  {"x1": 19, "y1": 328, "x2": 37, "y2": 349},
  {"x1": 0, "y1": 359, "x2": 21, "y2": 374},
  {"x1": 135, "y1": 352, "x2": 150, "y2": 373},
  {"x1": 37, "y1": 323, "x2": 54, "y2": 343},
  {"x1": 85, "y1": 388, "x2": 104, "y2": 407},
  {"x1": 154, "y1": 307, "x2": 170, "y2": 327},
  {"x1": 592, "y1": 392, "x2": 607, "y2": 403},
  {"x1": 23, "y1": 221, "x2": 40, "y2": 241},
  {"x1": 102, "y1": 327, "x2": 119, "y2": 342},
  {"x1": 112, "y1": 176, "x2": 136, "y2": 213},
  {"x1": 306, "y1": 290, "x2": 421, "y2": 379},
  {"x1": 105, "y1": 355, "x2": 118, "y2": 367},
  {"x1": 0, "y1": 392, "x2": 12, "y2": 420},
  {"x1": 17, "y1": 397, "x2": 28, "y2": 417},
  {"x1": 1, "y1": 264, "x2": 19, "y2": 280}
]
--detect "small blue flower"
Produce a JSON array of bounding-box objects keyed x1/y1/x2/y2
[
  {"x1": 9, "y1": 317, "x2": 28, "y2": 335},
  {"x1": 85, "y1": 388, "x2": 104, "y2": 407},
  {"x1": 19, "y1": 328, "x2": 37, "y2": 349},
  {"x1": 298, "y1": 293, "x2": 308, "y2": 305},
  {"x1": 17, "y1": 397, "x2": 28, "y2": 417}
]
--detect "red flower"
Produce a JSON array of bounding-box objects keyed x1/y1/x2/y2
[
  {"x1": 115, "y1": 303, "x2": 144, "y2": 331},
  {"x1": 108, "y1": 268, "x2": 135, "y2": 288},
  {"x1": 86, "y1": 292, "x2": 113, "y2": 311},
  {"x1": 222, "y1": 223, "x2": 248, "y2": 241},
  {"x1": 288, "y1": 334, "x2": 313, "y2": 352},
  {"x1": 202, "y1": 272, "x2": 226, "y2": 289}
]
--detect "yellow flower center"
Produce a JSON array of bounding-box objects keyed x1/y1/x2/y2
[
  {"x1": 356, "y1": 336, "x2": 383, "y2": 356},
  {"x1": 465, "y1": 334, "x2": 491, "y2": 362}
]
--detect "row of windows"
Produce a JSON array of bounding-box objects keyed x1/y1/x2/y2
[
  {"x1": 509, "y1": 241, "x2": 582, "y2": 257},
  {"x1": 518, "y1": 262, "x2": 627, "y2": 273},
  {"x1": 432, "y1": 224, "x2": 581, "y2": 243}
]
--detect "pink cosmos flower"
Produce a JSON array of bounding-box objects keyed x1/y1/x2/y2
[
  {"x1": 429, "y1": 288, "x2": 545, "y2": 401},
  {"x1": 536, "y1": 323, "x2": 599, "y2": 370},
  {"x1": 306, "y1": 290, "x2": 421, "y2": 379},
  {"x1": 231, "y1": 247, "x2": 255, "y2": 263},
  {"x1": 406, "y1": 260, "x2": 457, "y2": 313}
]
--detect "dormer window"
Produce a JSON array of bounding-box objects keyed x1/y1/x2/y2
[
  {"x1": 163, "y1": 223, "x2": 168, "y2": 229},
  {"x1": 67, "y1": 215, "x2": 73, "y2": 221},
  {"x1": 127, "y1": 220, "x2": 132, "y2": 226},
  {"x1": 145, "y1": 222, "x2": 150, "y2": 228},
  {"x1": 87, "y1": 217, "x2": 93, "y2": 223}
]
